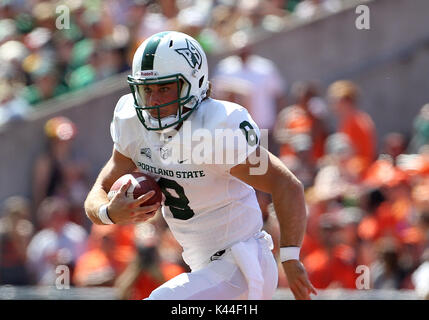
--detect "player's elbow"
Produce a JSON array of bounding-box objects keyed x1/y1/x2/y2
[
  {"x1": 265, "y1": 151, "x2": 304, "y2": 195},
  {"x1": 84, "y1": 208, "x2": 104, "y2": 226},
  {"x1": 83, "y1": 194, "x2": 102, "y2": 225},
  {"x1": 272, "y1": 171, "x2": 304, "y2": 199},
  {"x1": 290, "y1": 175, "x2": 304, "y2": 193}
]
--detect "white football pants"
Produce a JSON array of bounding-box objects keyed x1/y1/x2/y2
[{"x1": 146, "y1": 232, "x2": 278, "y2": 300}]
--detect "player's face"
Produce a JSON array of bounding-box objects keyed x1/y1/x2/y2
[{"x1": 137, "y1": 82, "x2": 180, "y2": 118}]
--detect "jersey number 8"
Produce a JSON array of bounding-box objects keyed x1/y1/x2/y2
[
  {"x1": 158, "y1": 177, "x2": 195, "y2": 220},
  {"x1": 239, "y1": 121, "x2": 258, "y2": 146}
]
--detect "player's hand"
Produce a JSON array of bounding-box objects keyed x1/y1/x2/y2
[
  {"x1": 282, "y1": 260, "x2": 317, "y2": 300},
  {"x1": 107, "y1": 180, "x2": 160, "y2": 225}
]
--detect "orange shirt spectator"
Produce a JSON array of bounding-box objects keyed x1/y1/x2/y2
[
  {"x1": 339, "y1": 109, "x2": 376, "y2": 165},
  {"x1": 114, "y1": 241, "x2": 186, "y2": 300},
  {"x1": 303, "y1": 245, "x2": 357, "y2": 289},
  {"x1": 73, "y1": 224, "x2": 136, "y2": 287},
  {"x1": 130, "y1": 262, "x2": 185, "y2": 300},
  {"x1": 275, "y1": 82, "x2": 329, "y2": 163},
  {"x1": 328, "y1": 80, "x2": 376, "y2": 167},
  {"x1": 277, "y1": 104, "x2": 326, "y2": 162}
]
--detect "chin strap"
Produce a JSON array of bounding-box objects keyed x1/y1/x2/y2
[
  {"x1": 148, "y1": 113, "x2": 179, "y2": 129},
  {"x1": 147, "y1": 105, "x2": 194, "y2": 133}
]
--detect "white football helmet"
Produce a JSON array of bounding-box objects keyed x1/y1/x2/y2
[{"x1": 128, "y1": 31, "x2": 209, "y2": 131}]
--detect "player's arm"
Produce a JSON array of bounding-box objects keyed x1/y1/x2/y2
[
  {"x1": 84, "y1": 147, "x2": 160, "y2": 225},
  {"x1": 230, "y1": 146, "x2": 317, "y2": 300}
]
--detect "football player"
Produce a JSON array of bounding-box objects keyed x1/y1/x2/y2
[{"x1": 84, "y1": 31, "x2": 316, "y2": 300}]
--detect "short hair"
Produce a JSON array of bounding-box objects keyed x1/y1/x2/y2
[
  {"x1": 290, "y1": 81, "x2": 318, "y2": 101},
  {"x1": 327, "y1": 80, "x2": 360, "y2": 103}
]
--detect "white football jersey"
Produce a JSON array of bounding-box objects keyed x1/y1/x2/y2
[{"x1": 110, "y1": 94, "x2": 263, "y2": 271}]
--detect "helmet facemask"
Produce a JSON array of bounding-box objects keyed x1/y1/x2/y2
[
  {"x1": 128, "y1": 31, "x2": 209, "y2": 131},
  {"x1": 128, "y1": 74, "x2": 199, "y2": 131}
]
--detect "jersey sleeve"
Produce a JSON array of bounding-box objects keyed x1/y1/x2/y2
[
  {"x1": 214, "y1": 105, "x2": 261, "y2": 173},
  {"x1": 110, "y1": 94, "x2": 134, "y2": 158}
]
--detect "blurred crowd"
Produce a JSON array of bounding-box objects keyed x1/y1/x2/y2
[
  {"x1": 268, "y1": 80, "x2": 429, "y2": 299},
  {"x1": 1, "y1": 0, "x2": 429, "y2": 301},
  {"x1": 0, "y1": 0, "x2": 353, "y2": 126},
  {"x1": 210, "y1": 43, "x2": 429, "y2": 299}
]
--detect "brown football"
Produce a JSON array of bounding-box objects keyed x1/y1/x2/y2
[{"x1": 107, "y1": 172, "x2": 162, "y2": 206}]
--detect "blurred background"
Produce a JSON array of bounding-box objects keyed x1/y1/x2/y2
[{"x1": 0, "y1": 0, "x2": 428, "y2": 300}]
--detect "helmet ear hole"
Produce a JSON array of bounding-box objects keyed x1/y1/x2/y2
[{"x1": 199, "y1": 76, "x2": 204, "y2": 88}]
